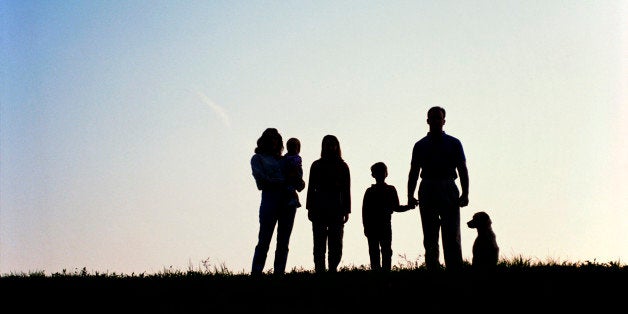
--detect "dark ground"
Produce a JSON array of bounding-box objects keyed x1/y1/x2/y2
[{"x1": 2, "y1": 268, "x2": 626, "y2": 313}]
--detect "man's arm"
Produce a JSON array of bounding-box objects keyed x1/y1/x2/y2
[
  {"x1": 407, "y1": 164, "x2": 420, "y2": 208},
  {"x1": 457, "y1": 161, "x2": 469, "y2": 207}
]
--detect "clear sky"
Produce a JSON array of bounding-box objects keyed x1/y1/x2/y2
[{"x1": 2, "y1": 0, "x2": 626, "y2": 275}]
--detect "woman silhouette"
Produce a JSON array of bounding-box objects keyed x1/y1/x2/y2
[
  {"x1": 250, "y1": 128, "x2": 296, "y2": 275},
  {"x1": 306, "y1": 134, "x2": 351, "y2": 273}
]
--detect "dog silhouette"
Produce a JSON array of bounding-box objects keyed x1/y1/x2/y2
[{"x1": 467, "y1": 211, "x2": 499, "y2": 271}]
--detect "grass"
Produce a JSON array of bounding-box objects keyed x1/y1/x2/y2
[
  {"x1": 2, "y1": 254, "x2": 625, "y2": 278},
  {"x1": 2, "y1": 255, "x2": 625, "y2": 313}
]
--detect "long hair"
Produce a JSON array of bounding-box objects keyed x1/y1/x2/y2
[
  {"x1": 320, "y1": 134, "x2": 341, "y2": 159},
  {"x1": 254, "y1": 128, "x2": 283, "y2": 157}
]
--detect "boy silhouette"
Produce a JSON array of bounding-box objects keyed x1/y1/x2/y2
[{"x1": 362, "y1": 162, "x2": 412, "y2": 271}]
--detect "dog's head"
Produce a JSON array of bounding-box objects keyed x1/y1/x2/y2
[{"x1": 467, "y1": 211, "x2": 492, "y2": 229}]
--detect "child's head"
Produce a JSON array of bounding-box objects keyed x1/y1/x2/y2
[
  {"x1": 286, "y1": 138, "x2": 301, "y2": 155},
  {"x1": 370, "y1": 162, "x2": 387, "y2": 182}
]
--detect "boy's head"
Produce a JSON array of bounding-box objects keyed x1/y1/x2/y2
[
  {"x1": 370, "y1": 162, "x2": 387, "y2": 181},
  {"x1": 286, "y1": 138, "x2": 301, "y2": 155}
]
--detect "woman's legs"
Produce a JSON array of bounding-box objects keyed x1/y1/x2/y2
[
  {"x1": 312, "y1": 221, "x2": 327, "y2": 273},
  {"x1": 251, "y1": 191, "x2": 279, "y2": 275},
  {"x1": 274, "y1": 206, "x2": 297, "y2": 274},
  {"x1": 327, "y1": 222, "x2": 344, "y2": 272}
]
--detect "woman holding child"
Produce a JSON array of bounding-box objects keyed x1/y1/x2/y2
[{"x1": 250, "y1": 128, "x2": 298, "y2": 275}]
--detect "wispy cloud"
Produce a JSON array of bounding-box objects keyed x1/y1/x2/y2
[{"x1": 194, "y1": 90, "x2": 231, "y2": 128}]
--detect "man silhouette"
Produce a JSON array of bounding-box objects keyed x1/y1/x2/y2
[{"x1": 407, "y1": 106, "x2": 469, "y2": 271}]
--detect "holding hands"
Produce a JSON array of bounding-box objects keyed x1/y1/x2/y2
[
  {"x1": 394, "y1": 204, "x2": 415, "y2": 212},
  {"x1": 408, "y1": 196, "x2": 419, "y2": 209}
]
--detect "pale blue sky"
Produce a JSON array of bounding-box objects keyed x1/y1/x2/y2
[{"x1": 2, "y1": 0, "x2": 626, "y2": 275}]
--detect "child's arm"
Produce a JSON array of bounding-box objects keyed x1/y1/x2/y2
[
  {"x1": 390, "y1": 186, "x2": 413, "y2": 212},
  {"x1": 362, "y1": 189, "x2": 372, "y2": 237},
  {"x1": 296, "y1": 157, "x2": 305, "y2": 191},
  {"x1": 394, "y1": 204, "x2": 414, "y2": 212}
]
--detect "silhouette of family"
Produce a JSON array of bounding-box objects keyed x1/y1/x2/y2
[{"x1": 250, "y1": 106, "x2": 471, "y2": 275}]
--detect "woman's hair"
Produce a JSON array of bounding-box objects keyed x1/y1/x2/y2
[
  {"x1": 255, "y1": 128, "x2": 283, "y2": 156},
  {"x1": 320, "y1": 134, "x2": 341, "y2": 159}
]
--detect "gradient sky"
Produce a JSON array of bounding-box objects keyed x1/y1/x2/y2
[{"x1": 2, "y1": 0, "x2": 626, "y2": 275}]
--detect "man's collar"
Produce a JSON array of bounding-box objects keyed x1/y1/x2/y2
[{"x1": 427, "y1": 131, "x2": 445, "y2": 136}]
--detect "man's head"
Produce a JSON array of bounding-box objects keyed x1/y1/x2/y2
[{"x1": 427, "y1": 106, "x2": 446, "y2": 133}]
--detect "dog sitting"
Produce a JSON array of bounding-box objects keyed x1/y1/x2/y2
[{"x1": 467, "y1": 211, "x2": 499, "y2": 271}]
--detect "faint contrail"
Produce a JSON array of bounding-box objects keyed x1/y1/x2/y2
[{"x1": 195, "y1": 90, "x2": 231, "y2": 128}]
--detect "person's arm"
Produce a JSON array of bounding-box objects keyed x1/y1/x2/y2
[
  {"x1": 396, "y1": 204, "x2": 413, "y2": 212},
  {"x1": 296, "y1": 156, "x2": 303, "y2": 177},
  {"x1": 392, "y1": 186, "x2": 412, "y2": 212},
  {"x1": 296, "y1": 156, "x2": 305, "y2": 192},
  {"x1": 362, "y1": 189, "x2": 370, "y2": 236},
  {"x1": 306, "y1": 162, "x2": 317, "y2": 210},
  {"x1": 251, "y1": 155, "x2": 269, "y2": 190},
  {"x1": 457, "y1": 161, "x2": 469, "y2": 207},
  {"x1": 342, "y1": 162, "x2": 351, "y2": 223},
  {"x1": 407, "y1": 164, "x2": 420, "y2": 208},
  {"x1": 389, "y1": 186, "x2": 400, "y2": 213}
]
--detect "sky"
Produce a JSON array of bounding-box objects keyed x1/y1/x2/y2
[{"x1": 1, "y1": 0, "x2": 626, "y2": 275}]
